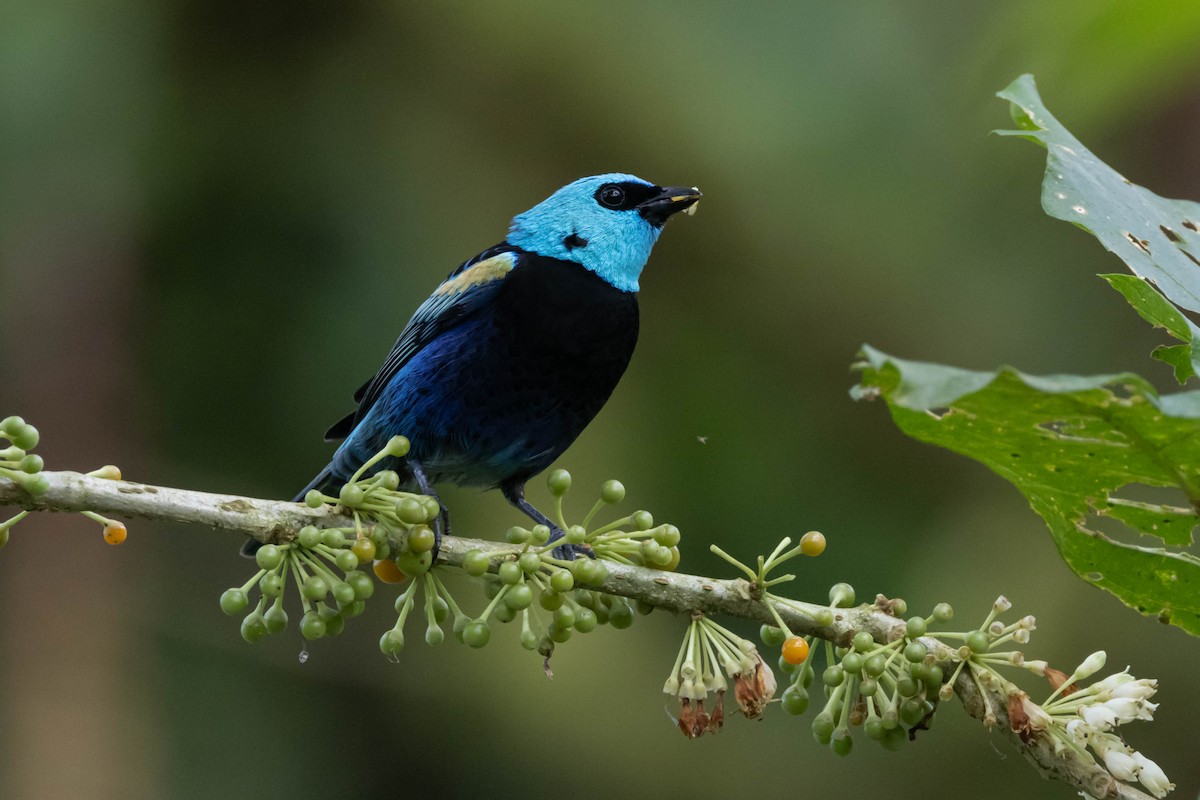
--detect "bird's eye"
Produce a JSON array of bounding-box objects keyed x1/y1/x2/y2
[{"x1": 597, "y1": 184, "x2": 626, "y2": 208}]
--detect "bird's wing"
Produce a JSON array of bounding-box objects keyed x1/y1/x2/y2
[{"x1": 323, "y1": 245, "x2": 519, "y2": 441}]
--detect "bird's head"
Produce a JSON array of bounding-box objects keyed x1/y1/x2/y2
[{"x1": 507, "y1": 173, "x2": 701, "y2": 292}]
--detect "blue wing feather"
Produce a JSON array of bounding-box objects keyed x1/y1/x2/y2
[{"x1": 323, "y1": 244, "x2": 520, "y2": 441}]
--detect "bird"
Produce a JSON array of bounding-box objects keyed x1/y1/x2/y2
[{"x1": 242, "y1": 173, "x2": 700, "y2": 557}]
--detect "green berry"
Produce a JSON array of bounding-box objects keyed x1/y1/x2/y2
[
  {"x1": 565, "y1": 525, "x2": 587, "y2": 545},
  {"x1": 259, "y1": 573, "x2": 284, "y2": 598},
  {"x1": 547, "y1": 469, "x2": 571, "y2": 496},
  {"x1": 925, "y1": 664, "x2": 944, "y2": 690},
  {"x1": 321, "y1": 529, "x2": 345, "y2": 548},
  {"x1": 781, "y1": 686, "x2": 809, "y2": 715},
  {"x1": 319, "y1": 607, "x2": 345, "y2": 637},
  {"x1": 339, "y1": 484, "x2": 365, "y2": 506},
  {"x1": 385, "y1": 436, "x2": 410, "y2": 457},
  {"x1": 573, "y1": 608, "x2": 597, "y2": 633},
  {"x1": 0, "y1": 416, "x2": 23, "y2": 433},
  {"x1": 462, "y1": 549, "x2": 490, "y2": 577},
  {"x1": 498, "y1": 561, "x2": 522, "y2": 585},
  {"x1": 220, "y1": 589, "x2": 249, "y2": 616},
  {"x1": 520, "y1": 628, "x2": 539, "y2": 650},
  {"x1": 240, "y1": 613, "x2": 267, "y2": 643},
  {"x1": 881, "y1": 726, "x2": 907, "y2": 751},
  {"x1": 831, "y1": 731, "x2": 853, "y2": 757},
  {"x1": 552, "y1": 605, "x2": 576, "y2": 628},
  {"x1": 18, "y1": 454, "x2": 43, "y2": 474},
  {"x1": 633, "y1": 511, "x2": 654, "y2": 530},
  {"x1": 967, "y1": 630, "x2": 990, "y2": 654},
  {"x1": 530, "y1": 525, "x2": 551, "y2": 545},
  {"x1": 600, "y1": 480, "x2": 625, "y2": 504},
  {"x1": 865, "y1": 718, "x2": 885, "y2": 741},
  {"x1": 852, "y1": 631, "x2": 874, "y2": 652},
  {"x1": 375, "y1": 470, "x2": 400, "y2": 490},
  {"x1": 518, "y1": 552, "x2": 542, "y2": 574},
  {"x1": 859, "y1": 677, "x2": 879, "y2": 696},
  {"x1": 904, "y1": 642, "x2": 927, "y2": 663},
  {"x1": 655, "y1": 525, "x2": 682, "y2": 548},
  {"x1": 548, "y1": 623, "x2": 572, "y2": 643},
  {"x1": 464, "y1": 620, "x2": 491, "y2": 648},
  {"x1": 909, "y1": 663, "x2": 930, "y2": 684},
  {"x1": 932, "y1": 602, "x2": 954, "y2": 622},
  {"x1": 407, "y1": 526, "x2": 436, "y2": 554},
  {"x1": 609, "y1": 603, "x2": 634, "y2": 629},
  {"x1": 345, "y1": 570, "x2": 374, "y2": 600},
  {"x1": 864, "y1": 653, "x2": 887, "y2": 677},
  {"x1": 302, "y1": 576, "x2": 329, "y2": 601},
  {"x1": 344, "y1": 600, "x2": 366, "y2": 618},
  {"x1": 255, "y1": 544, "x2": 282, "y2": 570},
  {"x1": 505, "y1": 583, "x2": 533, "y2": 610},
  {"x1": 335, "y1": 549, "x2": 358, "y2": 572},
  {"x1": 812, "y1": 713, "x2": 835, "y2": 744},
  {"x1": 896, "y1": 677, "x2": 919, "y2": 698},
  {"x1": 300, "y1": 611, "x2": 326, "y2": 640},
  {"x1": 425, "y1": 625, "x2": 445, "y2": 646},
  {"x1": 760, "y1": 625, "x2": 786, "y2": 647},
  {"x1": 263, "y1": 605, "x2": 288, "y2": 634},
  {"x1": 397, "y1": 499, "x2": 426, "y2": 524},
  {"x1": 11, "y1": 424, "x2": 39, "y2": 451},
  {"x1": 305, "y1": 490, "x2": 325, "y2": 508},
  {"x1": 813, "y1": 609, "x2": 835, "y2": 627},
  {"x1": 297, "y1": 526, "x2": 321, "y2": 548},
  {"x1": 905, "y1": 617, "x2": 927, "y2": 639},
  {"x1": 841, "y1": 653, "x2": 864, "y2": 674},
  {"x1": 549, "y1": 569, "x2": 574, "y2": 593},
  {"x1": 539, "y1": 590, "x2": 564, "y2": 611},
  {"x1": 493, "y1": 603, "x2": 516, "y2": 624},
  {"x1": 333, "y1": 582, "x2": 356, "y2": 606},
  {"x1": 777, "y1": 654, "x2": 798, "y2": 674},
  {"x1": 505, "y1": 526, "x2": 531, "y2": 545},
  {"x1": 822, "y1": 665, "x2": 845, "y2": 687},
  {"x1": 900, "y1": 697, "x2": 927, "y2": 727},
  {"x1": 380, "y1": 630, "x2": 404, "y2": 654},
  {"x1": 829, "y1": 582, "x2": 855, "y2": 607}
]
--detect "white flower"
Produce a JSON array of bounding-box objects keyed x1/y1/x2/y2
[
  {"x1": 1092, "y1": 669, "x2": 1132, "y2": 693},
  {"x1": 1102, "y1": 697, "x2": 1156, "y2": 722},
  {"x1": 1133, "y1": 752, "x2": 1174, "y2": 798},
  {"x1": 1064, "y1": 719, "x2": 1090, "y2": 742},
  {"x1": 1079, "y1": 704, "x2": 1118, "y2": 731},
  {"x1": 994, "y1": 595, "x2": 1012, "y2": 613},
  {"x1": 1013, "y1": 629, "x2": 1030, "y2": 644},
  {"x1": 1100, "y1": 747, "x2": 1139, "y2": 781}
]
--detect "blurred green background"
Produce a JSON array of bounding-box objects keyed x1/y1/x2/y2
[{"x1": 2, "y1": 2, "x2": 1199, "y2": 798}]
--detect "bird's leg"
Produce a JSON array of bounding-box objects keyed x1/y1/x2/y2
[
  {"x1": 500, "y1": 480, "x2": 592, "y2": 561},
  {"x1": 409, "y1": 460, "x2": 448, "y2": 558}
]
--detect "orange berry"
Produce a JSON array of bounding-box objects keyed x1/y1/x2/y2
[
  {"x1": 372, "y1": 559, "x2": 406, "y2": 584},
  {"x1": 781, "y1": 636, "x2": 810, "y2": 665},
  {"x1": 800, "y1": 531, "x2": 826, "y2": 557},
  {"x1": 103, "y1": 521, "x2": 127, "y2": 545}
]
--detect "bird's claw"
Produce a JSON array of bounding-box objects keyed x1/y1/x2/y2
[{"x1": 551, "y1": 542, "x2": 595, "y2": 561}]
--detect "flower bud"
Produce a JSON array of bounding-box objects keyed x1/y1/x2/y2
[
  {"x1": 993, "y1": 595, "x2": 1012, "y2": 613},
  {"x1": 1071, "y1": 651, "x2": 1106, "y2": 683},
  {"x1": 1100, "y1": 747, "x2": 1139, "y2": 781},
  {"x1": 1079, "y1": 704, "x2": 1118, "y2": 731}
]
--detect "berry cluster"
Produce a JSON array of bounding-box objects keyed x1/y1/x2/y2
[
  {"x1": 378, "y1": 468, "x2": 678, "y2": 661},
  {"x1": 220, "y1": 527, "x2": 379, "y2": 642},
  {"x1": 0, "y1": 417, "x2": 127, "y2": 547}
]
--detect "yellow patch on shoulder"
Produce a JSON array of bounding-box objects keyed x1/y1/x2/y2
[{"x1": 435, "y1": 254, "x2": 515, "y2": 296}]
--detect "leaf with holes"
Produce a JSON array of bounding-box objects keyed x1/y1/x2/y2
[
  {"x1": 998, "y1": 74, "x2": 1200, "y2": 383},
  {"x1": 852, "y1": 345, "x2": 1200, "y2": 636}
]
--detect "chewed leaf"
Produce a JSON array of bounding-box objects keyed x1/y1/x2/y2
[
  {"x1": 998, "y1": 75, "x2": 1200, "y2": 383},
  {"x1": 854, "y1": 345, "x2": 1200, "y2": 637}
]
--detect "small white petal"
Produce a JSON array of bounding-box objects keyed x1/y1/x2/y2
[{"x1": 1080, "y1": 705, "x2": 1118, "y2": 731}]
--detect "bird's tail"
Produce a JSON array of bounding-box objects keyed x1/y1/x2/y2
[{"x1": 239, "y1": 464, "x2": 342, "y2": 558}]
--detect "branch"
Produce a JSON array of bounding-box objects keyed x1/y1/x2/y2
[{"x1": 0, "y1": 471, "x2": 1158, "y2": 800}]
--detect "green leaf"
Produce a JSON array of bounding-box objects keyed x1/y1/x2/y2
[
  {"x1": 998, "y1": 74, "x2": 1200, "y2": 383},
  {"x1": 1152, "y1": 344, "x2": 1196, "y2": 384},
  {"x1": 853, "y1": 345, "x2": 1200, "y2": 636}
]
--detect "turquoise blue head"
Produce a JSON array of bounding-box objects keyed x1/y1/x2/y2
[{"x1": 507, "y1": 173, "x2": 701, "y2": 292}]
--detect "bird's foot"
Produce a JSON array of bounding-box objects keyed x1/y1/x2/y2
[
  {"x1": 551, "y1": 542, "x2": 595, "y2": 561},
  {"x1": 429, "y1": 505, "x2": 450, "y2": 562}
]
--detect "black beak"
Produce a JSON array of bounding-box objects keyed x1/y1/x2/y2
[{"x1": 637, "y1": 185, "x2": 702, "y2": 226}]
